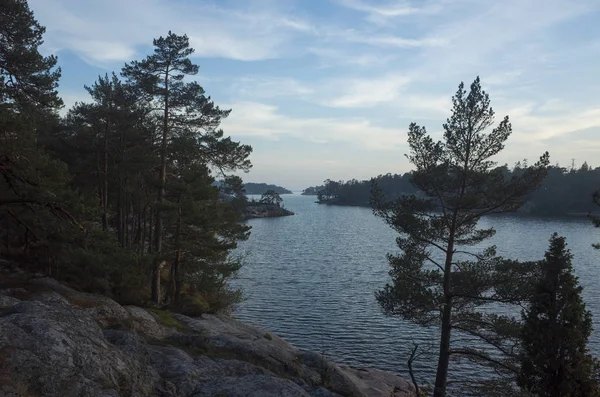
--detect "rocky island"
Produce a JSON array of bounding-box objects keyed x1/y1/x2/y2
[
  {"x1": 243, "y1": 190, "x2": 296, "y2": 220},
  {"x1": 0, "y1": 264, "x2": 415, "y2": 397},
  {"x1": 244, "y1": 202, "x2": 295, "y2": 220}
]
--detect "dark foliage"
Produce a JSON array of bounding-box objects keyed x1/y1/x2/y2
[
  {"x1": 259, "y1": 190, "x2": 283, "y2": 206},
  {"x1": 317, "y1": 164, "x2": 600, "y2": 217},
  {"x1": 518, "y1": 234, "x2": 600, "y2": 396},
  {"x1": 242, "y1": 182, "x2": 292, "y2": 195},
  {"x1": 371, "y1": 77, "x2": 549, "y2": 397},
  {"x1": 1, "y1": 1, "x2": 252, "y2": 314}
]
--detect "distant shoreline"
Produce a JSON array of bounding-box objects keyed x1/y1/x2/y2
[{"x1": 314, "y1": 200, "x2": 600, "y2": 219}]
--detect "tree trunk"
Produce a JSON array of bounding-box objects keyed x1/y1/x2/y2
[
  {"x1": 96, "y1": 149, "x2": 103, "y2": 224},
  {"x1": 148, "y1": 208, "x2": 153, "y2": 254},
  {"x1": 151, "y1": 68, "x2": 169, "y2": 304},
  {"x1": 141, "y1": 204, "x2": 147, "y2": 254},
  {"x1": 125, "y1": 193, "x2": 130, "y2": 247},
  {"x1": 101, "y1": 113, "x2": 110, "y2": 231},
  {"x1": 118, "y1": 186, "x2": 125, "y2": 247},
  {"x1": 168, "y1": 199, "x2": 183, "y2": 303},
  {"x1": 135, "y1": 200, "x2": 142, "y2": 250},
  {"x1": 434, "y1": 300, "x2": 453, "y2": 397},
  {"x1": 433, "y1": 230, "x2": 456, "y2": 397}
]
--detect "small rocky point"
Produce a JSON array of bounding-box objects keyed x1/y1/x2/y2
[
  {"x1": 0, "y1": 263, "x2": 414, "y2": 397},
  {"x1": 244, "y1": 203, "x2": 295, "y2": 220}
]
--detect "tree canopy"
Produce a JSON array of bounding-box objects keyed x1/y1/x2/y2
[
  {"x1": 518, "y1": 234, "x2": 599, "y2": 396},
  {"x1": 259, "y1": 190, "x2": 283, "y2": 207},
  {"x1": 1, "y1": 0, "x2": 253, "y2": 314},
  {"x1": 371, "y1": 77, "x2": 549, "y2": 396},
  {"x1": 242, "y1": 183, "x2": 292, "y2": 195},
  {"x1": 316, "y1": 163, "x2": 600, "y2": 217}
]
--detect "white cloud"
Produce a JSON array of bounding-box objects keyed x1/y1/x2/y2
[
  {"x1": 29, "y1": 0, "x2": 600, "y2": 183},
  {"x1": 307, "y1": 47, "x2": 396, "y2": 68},
  {"x1": 336, "y1": 0, "x2": 444, "y2": 18},
  {"x1": 59, "y1": 92, "x2": 90, "y2": 115},
  {"x1": 321, "y1": 74, "x2": 412, "y2": 108},
  {"x1": 342, "y1": 32, "x2": 446, "y2": 48},
  {"x1": 221, "y1": 101, "x2": 407, "y2": 151},
  {"x1": 509, "y1": 105, "x2": 600, "y2": 143},
  {"x1": 231, "y1": 77, "x2": 314, "y2": 100},
  {"x1": 29, "y1": 0, "x2": 313, "y2": 64}
]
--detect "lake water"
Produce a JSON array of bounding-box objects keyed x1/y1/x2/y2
[{"x1": 231, "y1": 194, "x2": 600, "y2": 384}]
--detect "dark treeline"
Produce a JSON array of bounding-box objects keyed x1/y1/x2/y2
[
  {"x1": 242, "y1": 182, "x2": 292, "y2": 195},
  {"x1": 1, "y1": 1, "x2": 251, "y2": 314},
  {"x1": 314, "y1": 174, "x2": 416, "y2": 205},
  {"x1": 301, "y1": 185, "x2": 324, "y2": 195},
  {"x1": 312, "y1": 162, "x2": 600, "y2": 216},
  {"x1": 214, "y1": 180, "x2": 292, "y2": 195}
]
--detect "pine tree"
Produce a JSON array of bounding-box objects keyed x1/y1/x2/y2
[
  {"x1": 122, "y1": 32, "x2": 251, "y2": 303},
  {"x1": 0, "y1": 0, "x2": 62, "y2": 111},
  {"x1": 0, "y1": 0, "x2": 82, "y2": 271},
  {"x1": 121, "y1": 32, "x2": 199, "y2": 302},
  {"x1": 518, "y1": 234, "x2": 600, "y2": 397},
  {"x1": 371, "y1": 77, "x2": 549, "y2": 396}
]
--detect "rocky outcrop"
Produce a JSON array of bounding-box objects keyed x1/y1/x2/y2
[
  {"x1": 0, "y1": 277, "x2": 415, "y2": 397},
  {"x1": 244, "y1": 203, "x2": 295, "y2": 219}
]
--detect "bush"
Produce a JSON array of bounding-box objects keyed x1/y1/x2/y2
[{"x1": 170, "y1": 294, "x2": 210, "y2": 317}]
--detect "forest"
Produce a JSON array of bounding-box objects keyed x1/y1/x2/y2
[
  {"x1": 1, "y1": 1, "x2": 251, "y2": 314},
  {"x1": 240, "y1": 182, "x2": 292, "y2": 195},
  {"x1": 311, "y1": 162, "x2": 600, "y2": 216}
]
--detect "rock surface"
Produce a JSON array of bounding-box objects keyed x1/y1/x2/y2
[
  {"x1": 244, "y1": 203, "x2": 295, "y2": 219},
  {"x1": 0, "y1": 277, "x2": 415, "y2": 397}
]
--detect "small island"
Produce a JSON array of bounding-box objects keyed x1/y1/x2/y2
[
  {"x1": 243, "y1": 182, "x2": 293, "y2": 195},
  {"x1": 301, "y1": 185, "x2": 324, "y2": 195},
  {"x1": 243, "y1": 190, "x2": 295, "y2": 220}
]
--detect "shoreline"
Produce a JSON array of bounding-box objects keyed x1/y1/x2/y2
[{"x1": 0, "y1": 271, "x2": 416, "y2": 397}]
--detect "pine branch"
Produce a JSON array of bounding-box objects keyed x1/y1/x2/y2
[{"x1": 449, "y1": 348, "x2": 517, "y2": 374}]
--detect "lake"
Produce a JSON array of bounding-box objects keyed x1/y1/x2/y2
[{"x1": 231, "y1": 194, "x2": 600, "y2": 384}]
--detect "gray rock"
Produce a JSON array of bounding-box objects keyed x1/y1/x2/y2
[
  {"x1": 174, "y1": 314, "x2": 320, "y2": 382},
  {"x1": 0, "y1": 299, "x2": 156, "y2": 397},
  {"x1": 125, "y1": 305, "x2": 173, "y2": 339},
  {"x1": 338, "y1": 366, "x2": 416, "y2": 397},
  {"x1": 0, "y1": 294, "x2": 20, "y2": 309},
  {"x1": 190, "y1": 374, "x2": 312, "y2": 397},
  {"x1": 0, "y1": 278, "x2": 415, "y2": 397}
]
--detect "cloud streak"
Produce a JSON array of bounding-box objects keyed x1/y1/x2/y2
[{"x1": 26, "y1": 0, "x2": 600, "y2": 184}]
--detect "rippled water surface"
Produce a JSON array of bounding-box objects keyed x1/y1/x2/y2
[{"x1": 232, "y1": 194, "x2": 600, "y2": 382}]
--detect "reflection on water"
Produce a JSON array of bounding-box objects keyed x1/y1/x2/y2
[{"x1": 232, "y1": 194, "x2": 600, "y2": 382}]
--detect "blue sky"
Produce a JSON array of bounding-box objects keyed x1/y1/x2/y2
[{"x1": 29, "y1": 0, "x2": 600, "y2": 191}]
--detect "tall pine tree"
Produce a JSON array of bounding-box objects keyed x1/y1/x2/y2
[
  {"x1": 0, "y1": 0, "x2": 82, "y2": 272},
  {"x1": 122, "y1": 32, "x2": 251, "y2": 303},
  {"x1": 371, "y1": 77, "x2": 549, "y2": 396}
]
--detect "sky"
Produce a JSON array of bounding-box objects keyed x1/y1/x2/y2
[{"x1": 28, "y1": 0, "x2": 600, "y2": 191}]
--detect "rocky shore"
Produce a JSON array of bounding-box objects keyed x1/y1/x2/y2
[
  {"x1": 0, "y1": 273, "x2": 415, "y2": 397},
  {"x1": 244, "y1": 203, "x2": 295, "y2": 220}
]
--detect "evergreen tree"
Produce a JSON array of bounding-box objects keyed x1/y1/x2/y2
[
  {"x1": 121, "y1": 32, "x2": 198, "y2": 302},
  {"x1": 0, "y1": 0, "x2": 82, "y2": 271},
  {"x1": 260, "y1": 190, "x2": 283, "y2": 206},
  {"x1": 0, "y1": 0, "x2": 62, "y2": 111},
  {"x1": 122, "y1": 32, "x2": 251, "y2": 303},
  {"x1": 518, "y1": 234, "x2": 599, "y2": 396},
  {"x1": 371, "y1": 77, "x2": 549, "y2": 396}
]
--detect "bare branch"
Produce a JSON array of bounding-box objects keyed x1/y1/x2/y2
[{"x1": 408, "y1": 344, "x2": 421, "y2": 396}]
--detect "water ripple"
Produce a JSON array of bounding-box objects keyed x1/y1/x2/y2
[{"x1": 233, "y1": 195, "x2": 600, "y2": 383}]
